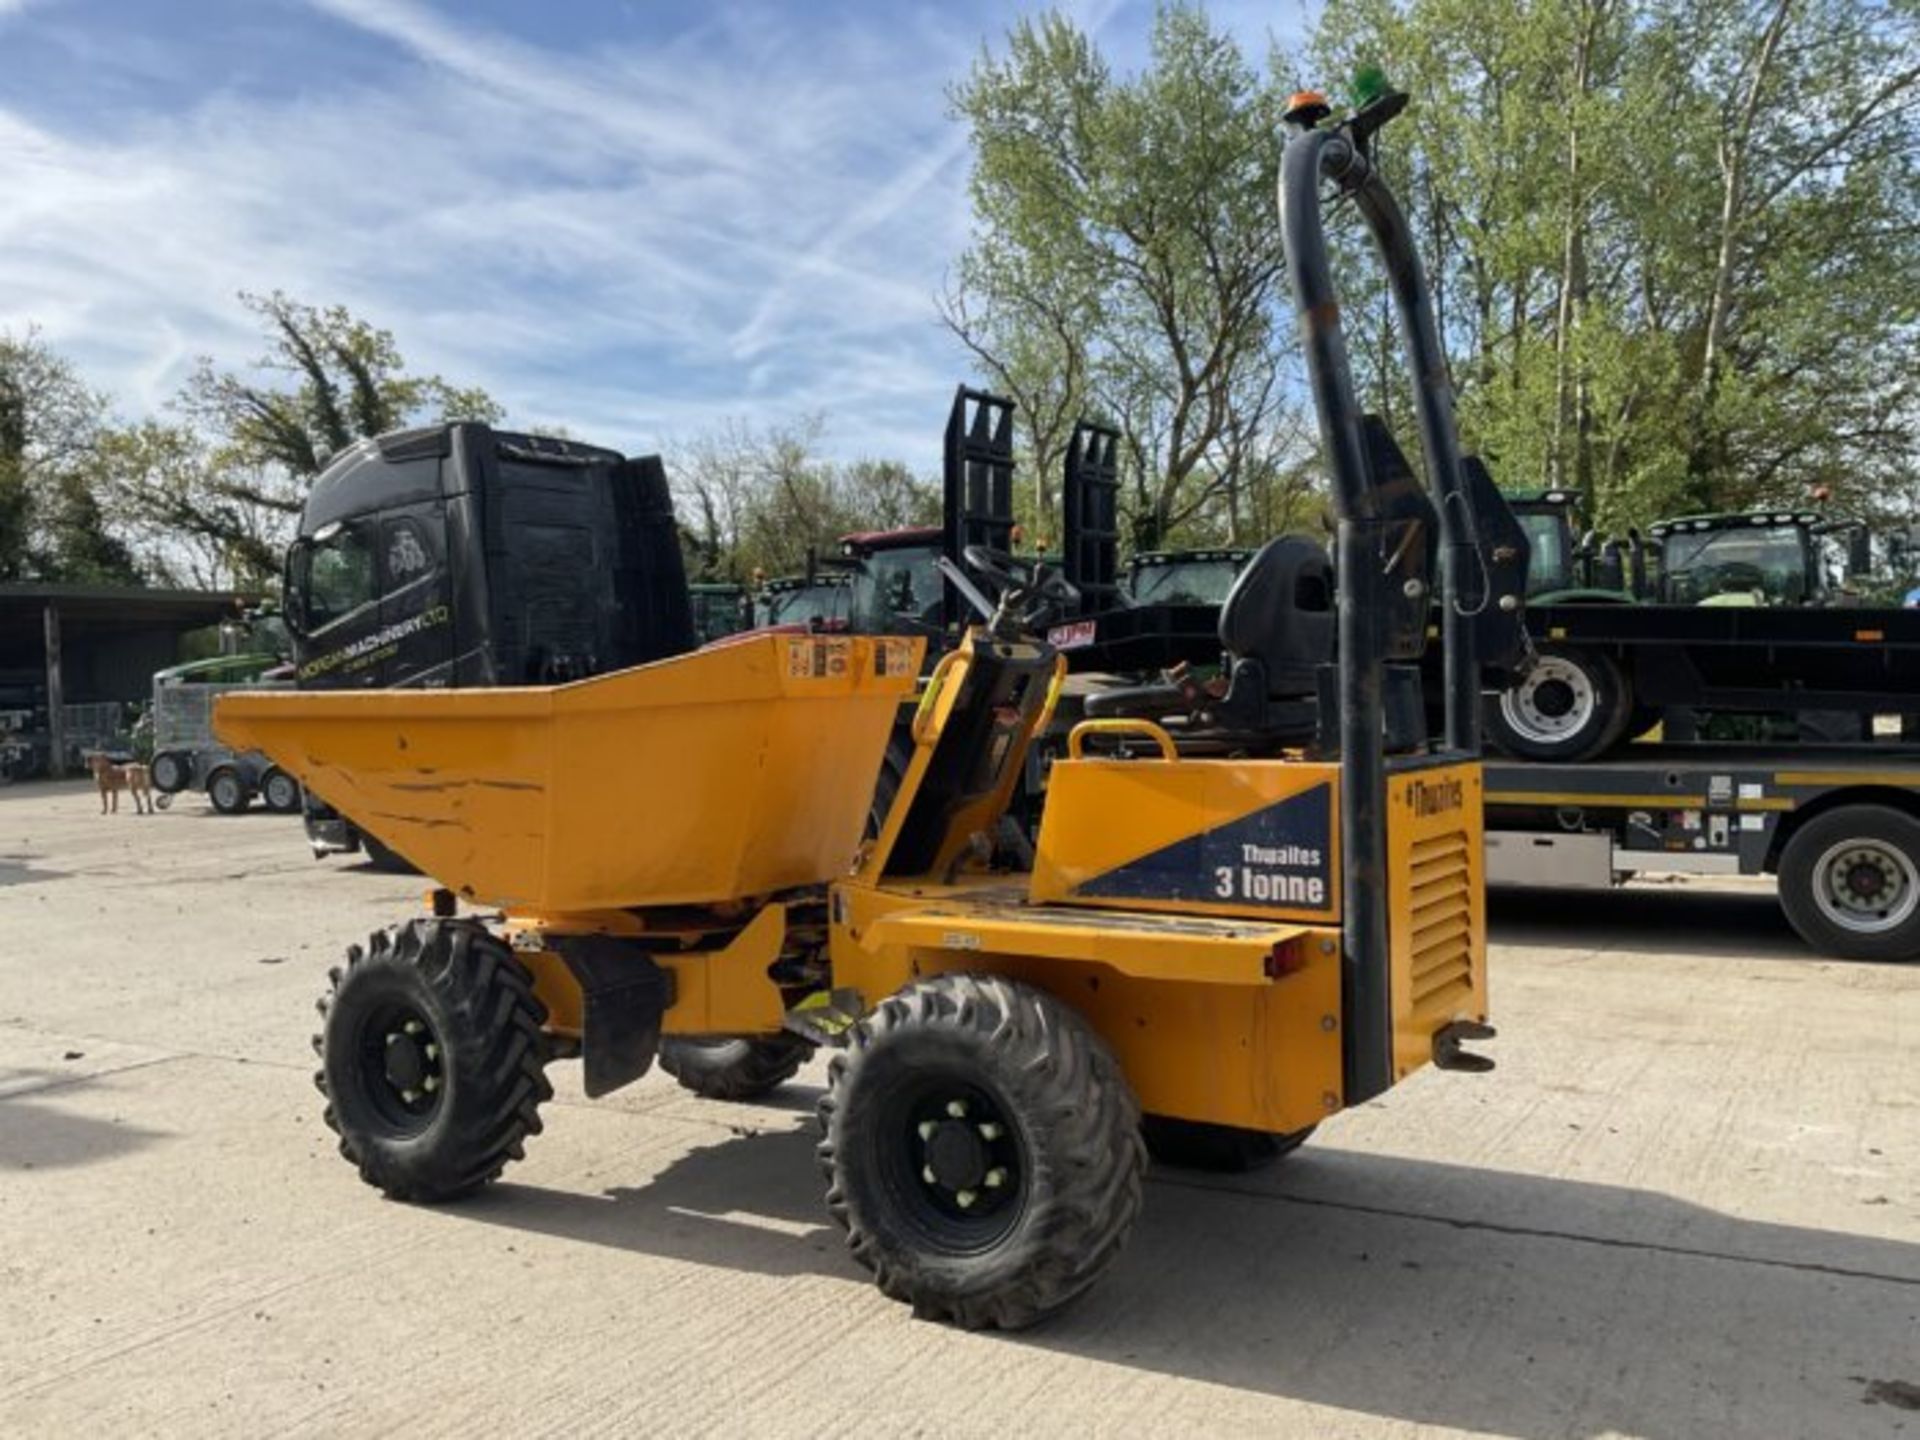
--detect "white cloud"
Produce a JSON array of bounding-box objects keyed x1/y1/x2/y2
[
  {"x1": 0, "y1": 0, "x2": 1319, "y2": 470},
  {"x1": 0, "y1": 0, "x2": 985, "y2": 462}
]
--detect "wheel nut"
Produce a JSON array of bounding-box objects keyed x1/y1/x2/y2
[
  {"x1": 404, "y1": 1020, "x2": 424, "y2": 1036},
  {"x1": 946, "y1": 1100, "x2": 967, "y2": 1118},
  {"x1": 385, "y1": 1033, "x2": 401, "y2": 1047},
  {"x1": 978, "y1": 1122, "x2": 1003, "y2": 1140},
  {"x1": 401, "y1": 1089, "x2": 420, "y2": 1103},
  {"x1": 955, "y1": 1189, "x2": 976, "y2": 1209},
  {"x1": 922, "y1": 1165, "x2": 937, "y2": 1186},
  {"x1": 424, "y1": 1044, "x2": 439, "y2": 1061},
  {"x1": 422, "y1": 1076, "x2": 439, "y2": 1093},
  {"x1": 984, "y1": 1167, "x2": 1007, "y2": 1189},
  {"x1": 917, "y1": 1120, "x2": 936, "y2": 1141}
]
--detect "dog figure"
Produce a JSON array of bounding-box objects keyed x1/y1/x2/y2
[{"x1": 87, "y1": 753, "x2": 153, "y2": 815}]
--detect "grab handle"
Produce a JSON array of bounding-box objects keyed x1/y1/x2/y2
[
  {"x1": 910, "y1": 650, "x2": 965, "y2": 746},
  {"x1": 1066, "y1": 718, "x2": 1179, "y2": 762}
]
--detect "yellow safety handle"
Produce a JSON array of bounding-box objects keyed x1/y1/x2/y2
[
  {"x1": 1033, "y1": 656, "x2": 1068, "y2": 739},
  {"x1": 1067, "y1": 718, "x2": 1179, "y2": 761},
  {"x1": 911, "y1": 650, "x2": 966, "y2": 746}
]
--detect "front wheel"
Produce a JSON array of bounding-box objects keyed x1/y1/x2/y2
[
  {"x1": 315, "y1": 919, "x2": 552, "y2": 1200},
  {"x1": 659, "y1": 1034, "x2": 813, "y2": 1100},
  {"x1": 206, "y1": 767, "x2": 250, "y2": 814},
  {"x1": 1486, "y1": 645, "x2": 1633, "y2": 762},
  {"x1": 818, "y1": 973, "x2": 1145, "y2": 1330},
  {"x1": 1778, "y1": 806, "x2": 1920, "y2": 962}
]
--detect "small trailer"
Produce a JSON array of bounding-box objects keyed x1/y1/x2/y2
[
  {"x1": 149, "y1": 656, "x2": 299, "y2": 814},
  {"x1": 1484, "y1": 744, "x2": 1920, "y2": 961}
]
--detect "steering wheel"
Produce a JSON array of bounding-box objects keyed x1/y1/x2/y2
[
  {"x1": 961, "y1": 545, "x2": 1080, "y2": 637},
  {"x1": 1704, "y1": 561, "x2": 1768, "y2": 599}
]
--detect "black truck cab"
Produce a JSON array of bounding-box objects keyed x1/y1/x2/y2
[
  {"x1": 285, "y1": 422, "x2": 694, "y2": 859},
  {"x1": 286, "y1": 424, "x2": 693, "y2": 691}
]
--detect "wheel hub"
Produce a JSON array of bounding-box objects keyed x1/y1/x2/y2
[
  {"x1": 1844, "y1": 858, "x2": 1891, "y2": 903},
  {"x1": 1533, "y1": 680, "x2": 1576, "y2": 719},
  {"x1": 362, "y1": 1009, "x2": 443, "y2": 1124},
  {"x1": 925, "y1": 1120, "x2": 989, "y2": 1191},
  {"x1": 1812, "y1": 837, "x2": 1920, "y2": 935},
  {"x1": 903, "y1": 1090, "x2": 1021, "y2": 1225}
]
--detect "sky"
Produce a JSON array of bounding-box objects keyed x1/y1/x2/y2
[{"x1": 0, "y1": 0, "x2": 1317, "y2": 468}]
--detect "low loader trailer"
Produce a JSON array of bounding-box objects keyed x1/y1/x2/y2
[
  {"x1": 214, "y1": 82, "x2": 1500, "y2": 1326},
  {"x1": 1485, "y1": 744, "x2": 1920, "y2": 961}
]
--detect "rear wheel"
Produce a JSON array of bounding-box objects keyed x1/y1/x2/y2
[
  {"x1": 659, "y1": 1034, "x2": 813, "y2": 1100},
  {"x1": 817, "y1": 973, "x2": 1145, "y2": 1330},
  {"x1": 1141, "y1": 1116, "x2": 1316, "y2": 1172},
  {"x1": 261, "y1": 767, "x2": 302, "y2": 814},
  {"x1": 315, "y1": 919, "x2": 552, "y2": 1200},
  {"x1": 1486, "y1": 645, "x2": 1633, "y2": 762},
  {"x1": 206, "y1": 767, "x2": 250, "y2": 814},
  {"x1": 1778, "y1": 805, "x2": 1920, "y2": 962},
  {"x1": 149, "y1": 750, "x2": 191, "y2": 794}
]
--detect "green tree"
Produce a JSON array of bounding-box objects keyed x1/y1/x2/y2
[
  {"x1": 948, "y1": 6, "x2": 1312, "y2": 549},
  {"x1": 1314, "y1": 0, "x2": 1920, "y2": 527},
  {"x1": 111, "y1": 293, "x2": 503, "y2": 587},
  {"x1": 0, "y1": 330, "x2": 142, "y2": 584},
  {"x1": 672, "y1": 418, "x2": 937, "y2": 582}
]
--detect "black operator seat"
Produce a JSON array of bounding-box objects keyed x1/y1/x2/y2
[{"x1": 1082, "y1": 534, "x2": 1333, "y2": 746}]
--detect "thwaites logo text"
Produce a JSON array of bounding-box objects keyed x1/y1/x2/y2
[
  {"x1": 1410, "y1": 775, "x2": 1464, "y2": 818},
  {"x1": 1078, "y1": 782, "x2": 1334, "y2": 914}
]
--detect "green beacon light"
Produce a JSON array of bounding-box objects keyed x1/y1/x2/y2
[{"x1": 1350, "y1": 64, "x2": 1391, "y2": 110}]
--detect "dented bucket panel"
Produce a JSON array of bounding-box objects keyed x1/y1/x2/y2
[{"x1": 214, "y1": 634, "x2": 923, "y2": 911}]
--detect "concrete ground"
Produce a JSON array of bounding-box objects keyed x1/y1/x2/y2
[{"x1": 1, "y1": 780, "x2": 1916, "y2": 1439}]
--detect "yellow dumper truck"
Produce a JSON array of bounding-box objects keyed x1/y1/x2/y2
[{"x1": 218, "y1": 83, "x2": 1507, "y2": 1328}]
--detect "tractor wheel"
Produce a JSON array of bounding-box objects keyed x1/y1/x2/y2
[
  {"x1": 314, "y1": 919, "x2": 552, "y2": 1201},
  {"x1": 260, "y1": 767, "x2": 302, "y2": 814},
  {"x1": 1141, "y1": 1116, "x2": 1317, "y2": 1172},
  {"x1": 817, "y1": 973, "x2": 1145, "y2": 1330},
  {"x1": 1777, "y1": 805, "x2": 1920, "y2": 963},
  {"x1": 206, "y1": 767, "x2": 250, "y2": 814},
  {"x1": 659, "y1": 1034, "x2": 814, "y2": 1100},
  {"x1": 1485, "y1": 645, "x2": 1633, "y2": 762},
  {"x1": 149, "y1": 750, "x2": 191, "y2": 794}
]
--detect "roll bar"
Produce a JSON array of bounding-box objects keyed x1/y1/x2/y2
[{"x1": 1278, "y1": 85, "x2": 1484, "y2": 1104}]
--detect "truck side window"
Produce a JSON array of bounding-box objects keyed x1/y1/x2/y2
[{"x1": 304, "y1": 524, "x2": 376, "y2": 628}]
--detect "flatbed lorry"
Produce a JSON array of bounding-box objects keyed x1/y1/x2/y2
[{"x1": 1485, "y1": 742, "x2": 1920, "y2": 961}]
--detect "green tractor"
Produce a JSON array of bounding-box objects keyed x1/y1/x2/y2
[
  {"x1": 1649, "y1": 509, "x2": 1869, "y2": 608},
  {"x1": 1507, "y1": 489, "x2": 1638, "y2": 604}
]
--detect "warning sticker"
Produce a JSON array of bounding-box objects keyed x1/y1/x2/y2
[
  {"x1": 784, "y1": 637, "x2": 851, "y2": 679},
  {"x1": 874, "y1": 638, "x2": 918, "y2": 678}
]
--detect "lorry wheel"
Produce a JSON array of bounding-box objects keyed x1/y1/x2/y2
[
  {"x1": 1486, "y1": 645, "x2": 1632, "y2": 762},
  {"x1": 260, "y1": 767, "x2": 302, "y2": 814},
  {"x1": 659, "y1": 1035, "x2": 813, "y2": 1100},
  {"x1": 149, "y1": 750, "x2": 191, "y2": 794},
  {"x1": 315, "y1": 919, "x2": 552, "y2": 1201},
  {"x1": 1141, "y1": 1116, "x2": 1316, "y2": 1172},
  {"x1": 206, "y1": 767, "x2": 250, "y2": 814},
  {"x1": 1778, "y1": 806, "x2": 1920, "y2": 962},
  {"x1": 817, "y1": 972, "x2": 1145, "y2": 1330}
]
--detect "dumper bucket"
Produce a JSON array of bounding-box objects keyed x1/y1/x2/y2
[{"x1": 215, "y1": 634, "x2": 923, "y2": 912}]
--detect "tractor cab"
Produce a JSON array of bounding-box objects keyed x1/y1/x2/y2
[
  {"x1": 1507, "y1": 489, "x2": 1637, "y2": 602},
  {"x1": 755, "y1": 572, "x2": 852, "y2": 630},
  {"x1": 840, "y1": 526, "x2": 948, "y2": 638},
  {"x1": 1123, "y1": 549, "x2": 1251, "y2": 607},
  {"x1": 1643, "y1": 514, "x2": 1835, "y2": 610}
]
